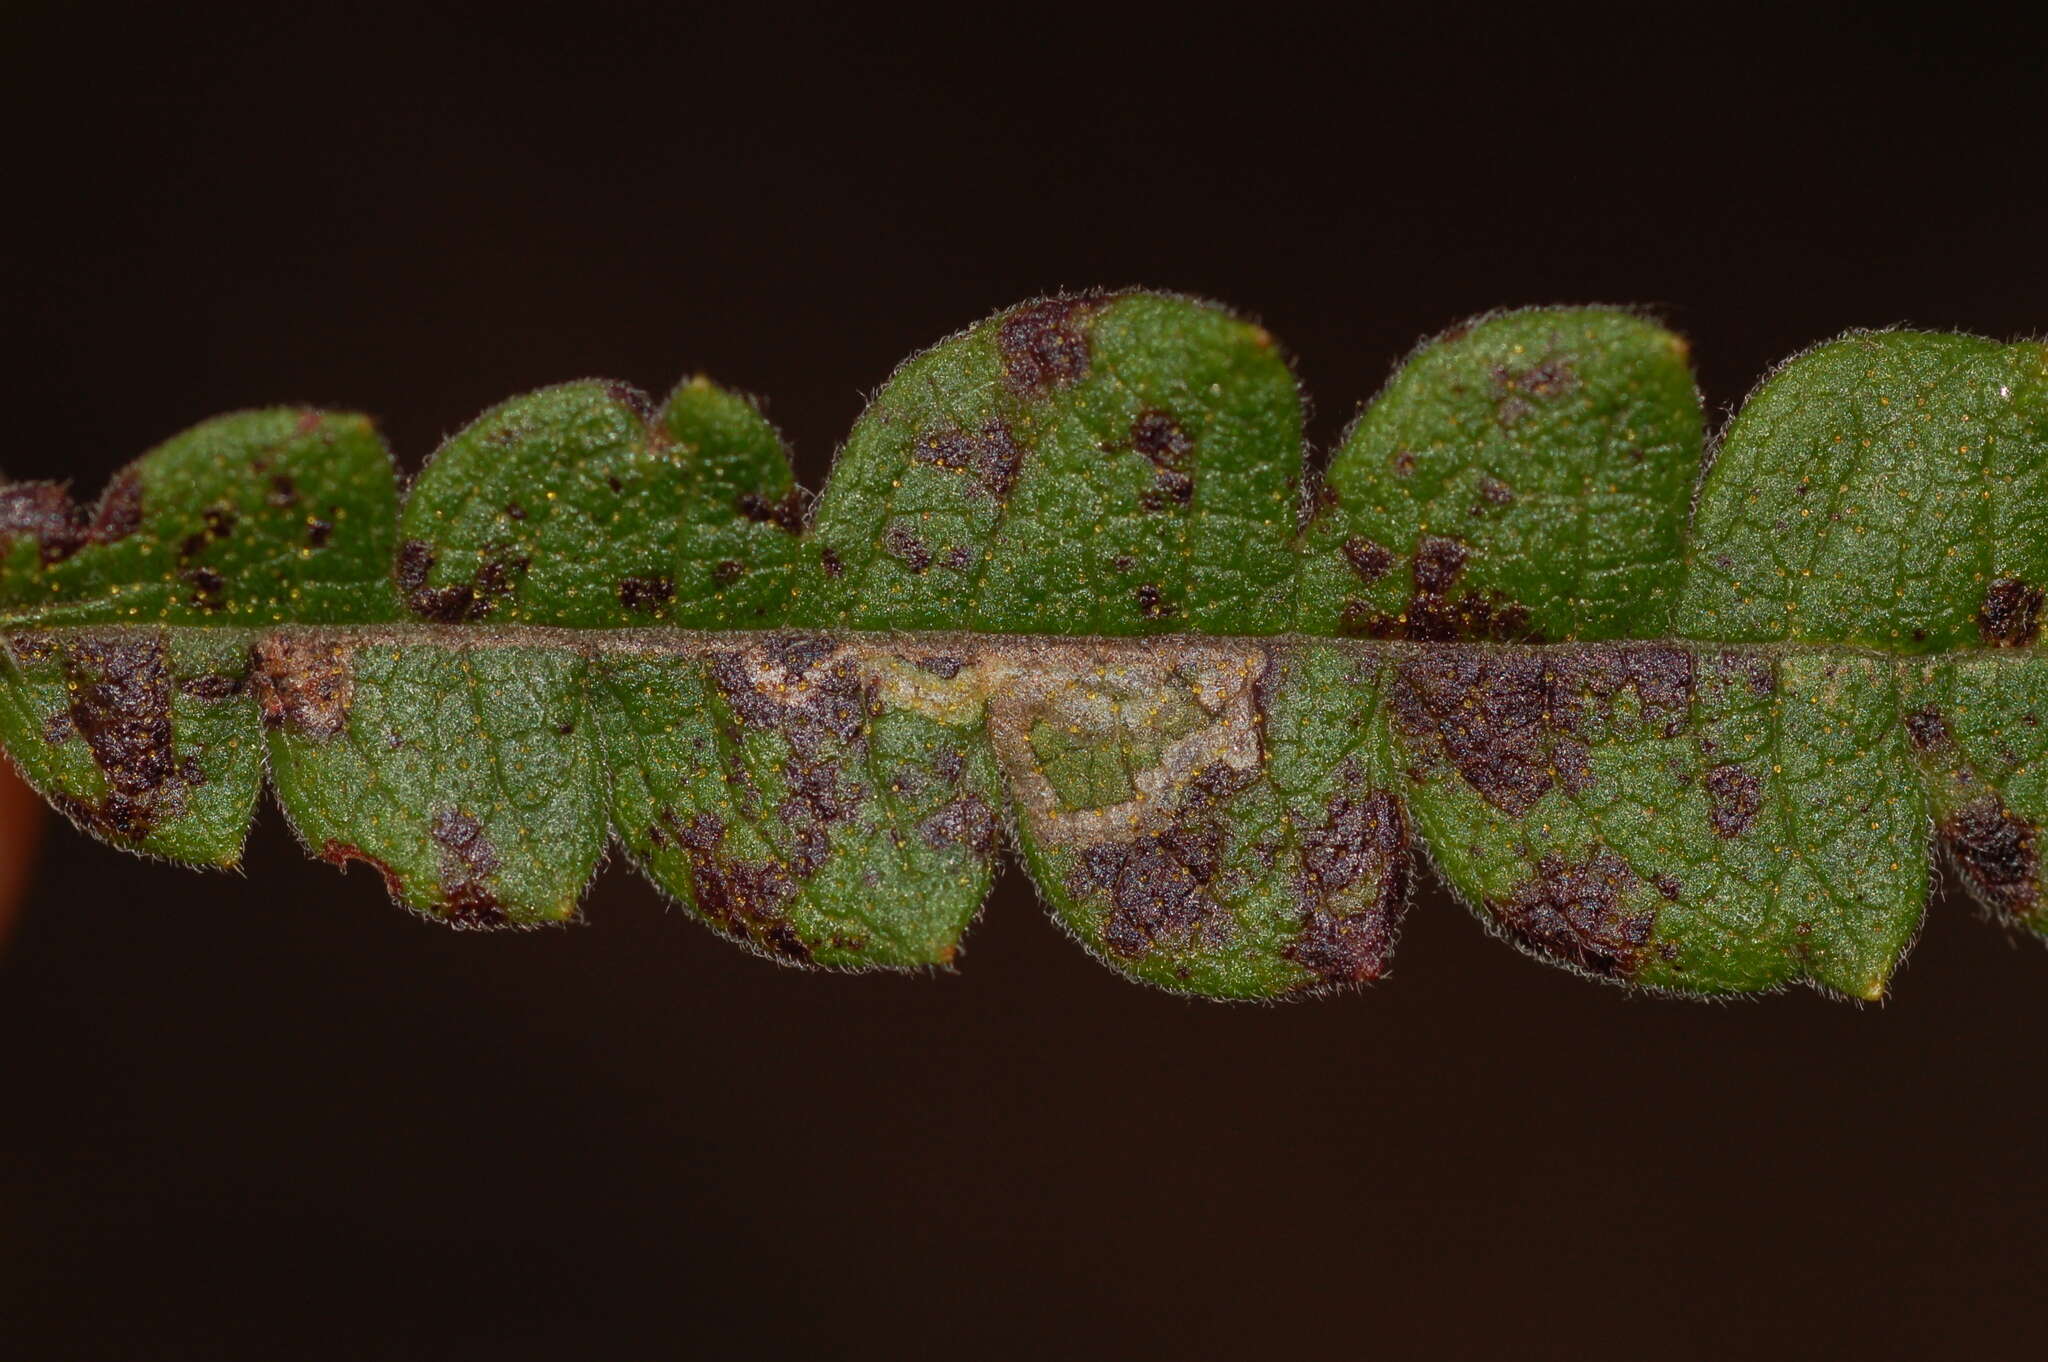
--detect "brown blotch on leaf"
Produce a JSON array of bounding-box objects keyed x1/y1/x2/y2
[
  {"x1": 1978, "y1": 578, "x2": 2044, "y2": 646},
  {"x1": 1285, "y1": 786, "x2": 1409, "y2": 987},
  {"x1": 1905, "y1": 708, "x2": 1951, "y2": 752},
  {"x1": 398, "y1": 539, "x2": 472, "y2": 621},
  {"x1": 178, "y1": 673, "x2": 242, "y2": 701},
  {"x1": 1140, "y1": 469, "x2": 1195, "y2": 511},
  {"x1": 89, "y1": 471, "x2": 145, "y2": 545},
  {"x1": 712, "y1": 559, "x2": 744, "y2": 586},
  {"x1": 1390, "y1": 650, "x2": 1551, "y2": 814},
  {"x1": 604, "y1": 381, "x2": 653, "y2": 420},
  {"x1": 429, "y1": 809, "x2": 507, "y2": 928},
  {"x1": 883, "y1": 522, "x2": 933, "y2": 573},
  {"x1": 306, "y1": 517, "x2": 334, "y2": 548},
  {"x1": 179, "y1": 505, "x2": 238, "y2": 562},
  {"x1": 709, "y1": 638, "x2": 866, "y2": 751},
  {"x1": 1246, "y1": 642, "x2": 1289, "y2": 731},
  {"x1": 1704, "y1": 764, "x2": 1762, "y2": 838},
  {"x1": 54, "y1": 634, "x2": 190, "y2": 842},
  {"x1": 1393, "y1": 643, "x2": 1695, "y2": 817},
  {"x1": 666, "y1": 811, "x2": 810, "y2": 962},
  {"x1": 913, "y1": 420, "x2": 1025, "y2": 501},
  {"x1": 1406, "y1": 593, "x2": 1535, "y2": 643},
  {"x1": 1131, "y1": 409, "x2": 1197, "y2": 511},
  {"x1": 819, "y1": 546, "x2": 844, "y2": 578},
  {"x1": 397, "y1": 539, "x2": 522, "y2": 622},
  {"x1": 1341, "y1": 535, "x2": 1394, "y2": 584},
  {"x1": 708, "y1": 638, "x2": 873, "y2": 886},
  {"x1": 9, "y1": 633, "x2": 54, "y2": 664},
  {"x1": 1412, "y1": 536, "x2": 1468, "y2": 594},
  {"x1": 267, "y1": 474, "x2": 299, "y2": 509},
  {"x1": 738, "y1": 489, "x2": 804, "y2": 533},
  {"x1": 473, "y1": 557, "x2": 526, "y2": 606},
  {"x1": 1296, "y1": 788, "x2": 1403, "y2": 898},
  {"x1": 0, "y1": 483, "x2": 88, "y2": 563},
  {"x1": 1130, "y1": 409, "x2": 1193, "y2": 466},
  {"x1": 183, "y1": 566, "x2": 227, "y2": 610},
  {"x1": 1492, "y1": 849, "x2": 1653, "y2": 978},
  {"x1": 1074, "y1": 762, "x2": 1253, "y2": 961},
  {"x1": 1577, "y1": 647, "x2": 1694, "y2": 728},
  {"x1": 1492, "y1": 353, "x2": 1580, "y2": 428},
  {"x1": 1079, "y1": 837, "x2": 1217, "y2": 960},
  {"x1": 997, "y1": 296, "x2": 1104, "y2": 395},
  {"x1": 917, "y1": 796, "x2": 998, "y2": 859},
  {"x1": 1339, "y1": 532, "x2": 1536, "y2": 643},
  {"x1": 618, "y1": 575, "x2": 676, "y2": 612},
  {"x1": 1944, "y1": 797, "x2": 2040, "y2": 923},
  {"x1": 1134, "y1": 584, "x2": 1173, "y2": 619},
  {"x1": 251, "y1": 634, "x2": 354, "y2": 739},
  {"x1": 696, "y1": 860, "x2": 807, "y2": 960},
  {"x1": 777, "y1": 758, "x2": 857, "y2": 875}
]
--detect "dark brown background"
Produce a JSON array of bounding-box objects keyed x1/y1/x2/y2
[{"x1": 3, "y1": 7, "x2": 2044, "y2": 1358}]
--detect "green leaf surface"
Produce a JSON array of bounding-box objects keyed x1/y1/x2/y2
[
  {"x1": 260, "y1": 638, "x2": 606, "y2": 925},
  {"x1": 1676, "y1": 332, "x2": 2048, "y2": 649},
  {"x1": 1391, "y1": 644, "x2": 1924, "y2": 998},
  {"x1": 1899, "y1": 654, "x2": 2048, "y2": 932},
  {"x1": 994, "y1": 640, "x2": 1405, "y2": 998},
  {"x1": 1298, "y1": 309, "x2": 1702, "y2": 642},
  {"x1": 0, "y1": 628, "x2": 261, "y2": 864},
  {"x1": 797, "y1": 293, "x2": 1302, "y2": 635},
  {"x1": 589, "y1": 640, "x2": 1000, "y2": 968},
  {"x1": 0, "y1": 409, "x2": 399, "y2": 625},
  {"x1": 397, "y1": 378, "x2": 800, "y2": 628},
  {"x1": 3, "y1": 294, "x2": 2045, "y2": 1004}
]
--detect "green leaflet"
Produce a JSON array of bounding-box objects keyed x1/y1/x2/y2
[
  {"x1": 397, "y1": 378, "x2": 801, "y2": 628},
  {"x1": 1298, "y1": 309, "x2": 1702, "y2": 641},
  {"x1": 797, "y1": 293, "x2": 1302, "y2": 635},
  {"x1": 590, "y1": 642, "x2": 1001, "y2": 968},
  {"x1": 258, "y1": 639, "x2": 606, "y2": 926},
  {"x1": 0, "y1": 629, "x2": 261, "y2": 864},
  {"x1": 1676, "y1": 332, "x2": 2048, "y2": 649},
  {"x1": 994, "y1": 641, "x2": 1405, "y2": 998},
  {"x1": 1391, "y1": 645, "x2": 1923, "y2": 999},
  {"x1": 3, "y1": 299, "x2": 2046, "y2": 1004},
  {"x1": 0, "y1": 409, "x2": 399, "y2": 624},
  {"x1": 1899, "y1": 655, "x2": 2048, "y2": 934}
]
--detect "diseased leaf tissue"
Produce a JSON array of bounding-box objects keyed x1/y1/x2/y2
[{"x1": 3, "y1": 294, "x2": 2046, "y2": 1003}]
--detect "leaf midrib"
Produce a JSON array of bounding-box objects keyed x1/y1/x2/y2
[{"x1": 0, "y1": 623, "x2": 2038, "y2": 668}]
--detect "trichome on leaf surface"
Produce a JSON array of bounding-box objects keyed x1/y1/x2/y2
[{"x1": 4, "y1": 293, "x2": 2046, "y2": 1003}]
